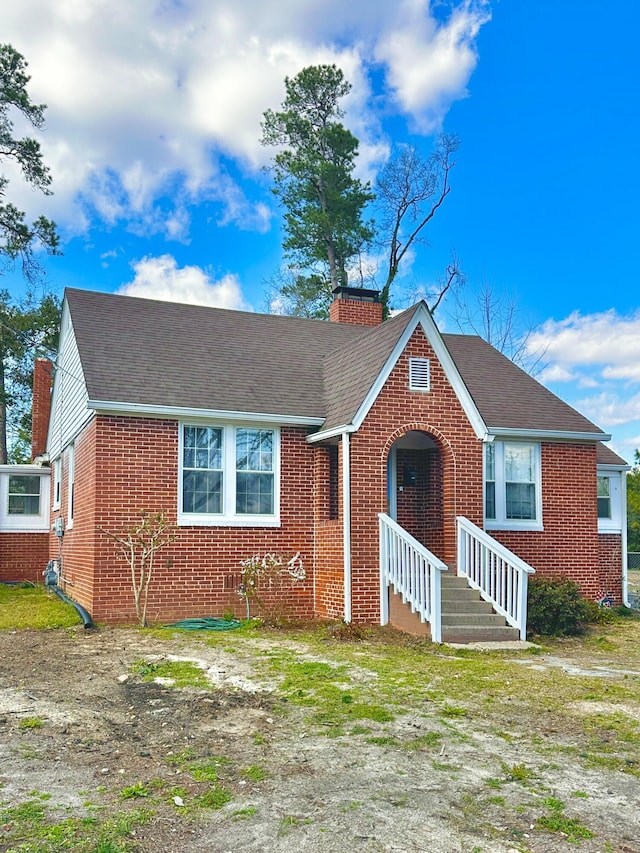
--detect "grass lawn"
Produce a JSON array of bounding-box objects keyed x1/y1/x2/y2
[{"x1": 0, "y1": 583, "x2": 81, "y2": 629}]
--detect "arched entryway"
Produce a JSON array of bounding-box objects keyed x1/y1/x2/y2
[{"x1": 386, "y1": 429, "x2": 449, "y2": 564}]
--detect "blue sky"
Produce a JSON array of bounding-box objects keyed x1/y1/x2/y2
[{"x1": 5, "y1": 0, "x2": 640, "y2": 462}]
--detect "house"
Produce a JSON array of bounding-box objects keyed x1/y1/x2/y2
[
  {"x1": 36, "y1": 285, "x2": 628, "y2": 641},
  {"x1": 0, "y1": 359, "x2": 52, "y2": 585}
]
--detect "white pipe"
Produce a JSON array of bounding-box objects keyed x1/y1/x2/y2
[
  {"x1": 621, "y1": 471, "x2": 629, "y2": 607},
  {"x1": 342, "y1": 432, "x2": 352, "y2": 623}
]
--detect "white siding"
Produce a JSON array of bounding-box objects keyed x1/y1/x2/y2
[{"x1": 47, "y1": 301, "x2": 92, "y2": 460}]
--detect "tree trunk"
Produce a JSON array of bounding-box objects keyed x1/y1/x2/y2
[{"x1": 0, "y1": 354, "x2": 8, "y2": 464}]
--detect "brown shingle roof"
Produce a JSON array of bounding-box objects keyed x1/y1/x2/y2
[
  {"x1": 66, "y1": 288, "x2": 608, "y2": 440},
  {"x1": 443, "y1": 333, "x2": 604, "y2": 436}
]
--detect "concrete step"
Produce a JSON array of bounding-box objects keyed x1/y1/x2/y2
[
  {"x1": 441, "y1": 612, "x2": 509, "y2": 627},
  {"x1": 441, "y1": 586, "x2": 483, "y2": 602},
  {"x1": 440, "y1": 575, "x2": 472, "y2": 588},
  {"x1": 441, "y1": 625, "x2": 520, "y2": 643},
  {"x1": 441, "y1": 598, "x2": 494, "y2": 614}
]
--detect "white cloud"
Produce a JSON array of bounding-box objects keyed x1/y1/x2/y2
[
  {"x1": 528, "y1": 309, "x2": 640, "y2": 384},
  {"x1": 376, "y1": 0, "x2": 491, "y2": 132},
  {"x1": 574, "y1": 391, "x2": 640, "y2": 429},
  {"x1": 537, "y1": 363, "x2": 576, "y2": 383},
  {"x1": 4, "y1": 0, "x2": 489, "y2": 239},
  {"x1": 119, "y1": 254, "x2": 251, "y2": 311}
]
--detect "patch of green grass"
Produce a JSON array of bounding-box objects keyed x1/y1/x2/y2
[
  {"x1": 233, "y1": 805, "x2": 258, "y2": 819},
  {"x1": 279, "y1": 814, "x2": 314, "y2": 835},
  {"x1": 19, "y1": 716, "x2": 44, "y2": 730},
  {"x1": 0, "y1": 795, "x2": 151, "y2": 852},
  {"x1": 365, "y1": 735, "x2": 399, "y2": 746},
  {"x1": 536, "y1": 797, "x2": 595, "y2": 842},
  {"x1": 0, "y1": 584, "x2": 80, "y2": 630},
  {"x1": 403, "y1": 731, "x2": 443, "y2": 751},
  {"x1": 572, "y1": 790, "x2": 589, "y2": 798},
  {"x1": 441, "y1": 704, "x2": 467, "y2": 718},
  {"x1": 119, "y1": 782, "x2": 150, "y2": 800},
  {"x1": 503, "y1": 762, "x2": 535, "y2": 784},
  {"x1": 242, "y1": 765, "x2": 268, "y2": 783},
  {"x1": 187, "y1": 755, "x2": 232, "y2": 782},
  {"x1": 132, "y1": 658, "x2": 210, "y2": 688},
  {"x1": 197, "y1": 783, "x2": 232, "y2": 810}
]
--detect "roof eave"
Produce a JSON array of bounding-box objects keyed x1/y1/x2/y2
[
  {"x1": 307, "y1": 424, "x2": 356, "y2": 443},
  {"x1": 485, "y1": 427, "x2": 611, "y2": 442},
  {"x1": 86, "y1": 399, "x2": 325, "y2": 427}
]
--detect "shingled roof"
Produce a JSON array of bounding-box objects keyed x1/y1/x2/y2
[{"x1": 65, "y1": 288, "x2": 608, "y2": 440}]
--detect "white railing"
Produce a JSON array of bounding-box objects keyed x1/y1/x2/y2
[
  {"x1": 379, "y1": 513, "x2": 448, "y2": 643},
  {"x1": 456, "y1": 516, "x2": 535, "y2": 640}
]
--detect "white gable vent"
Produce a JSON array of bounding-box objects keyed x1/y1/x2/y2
[{"x1": 409, "y1": 357, "x2": 430, "y2": 391}]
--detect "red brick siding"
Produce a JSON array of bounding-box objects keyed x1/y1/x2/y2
[
  {"x1": 598, "y1": 534, "x2": 623, "y2": 603},
  {"x1": 56, "y1": 416, "x2": 315, "y2": 623},
  {"x1": 395, "y1": 448, "x2": 444, "y2": 556},
  {"x1": 329, "y1": 299, "x2": 383, "y2": 327},
  {"x1": 313, "y1": 445, "x2": 344, "y2": 618},
  {"x1": 31, "y1": 359, "x2": 53, "y2": 460},
  {"x1": 489, "y1": 443, "x2": 609, "y2": 599},
  {"x1": 348, "y1": 326, "x2": 483, "y2": 622},
  {"x1": 0, "y1": 532, "x2": 49, "y2": 583},
  {"x1": 50, "y1": 419, "x2": 98, "y2": 611}
]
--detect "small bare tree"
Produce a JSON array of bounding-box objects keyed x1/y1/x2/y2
[
  {"x1": 451, "y1": 278, "x2": 547, "y2": 374},
  {"x1": 101, "y1": 511, "x2": 176, "y2": 626},
  {"x1": 377, "y1": 134, "x2": 460, "y2": 315}
]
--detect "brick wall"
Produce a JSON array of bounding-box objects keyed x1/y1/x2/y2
[
  {"x1": 313, "y1": 444, "x2": 344, "y2": 618},
  {"x1": 598, "y1": 534, "x2": 624, "y2": 603},
  {"x1": 347, "y1": 326, "x2": 483, "y2": 623},
  {"x1": 489, "y1": 443, "x2": 608, "y2": 599},
  {"x1": 0, "y1": 532, "x2": 49, "y2": 583},
  {"x1": 55, "y1": 416, "x2": 316, "y2": 623},
  {"x1": 31, "y1": 359, "x2": 53, "y2": 460},
  {"x1": 329, "y1": 298, "x2": 383, "y2": 327}
]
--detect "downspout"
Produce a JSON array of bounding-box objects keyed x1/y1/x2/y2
[
  {"x1": 342, "y1": 431, "x2": 352, "y2": 623},
  {"x1": 621, "y1": 471, "x2": 629, "y2": 607}
]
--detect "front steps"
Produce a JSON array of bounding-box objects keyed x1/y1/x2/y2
[
  {"x1": 439, "y1": 574, "x2": 519, "y2": 643},
  {"x1": 388, "y1": 573, "x2": 520, "y2": 643}
]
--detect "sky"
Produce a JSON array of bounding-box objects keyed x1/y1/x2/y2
[{"x1": 4, "y1": 0, "x2": 640, "y2": 463}]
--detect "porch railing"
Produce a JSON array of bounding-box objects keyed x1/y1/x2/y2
[
  {"x1": 379, "y1": 513, "x2": 448, "y2": 643},
  {"x1": 456, "y1": 516, "x2": 535, "y2": 640}
]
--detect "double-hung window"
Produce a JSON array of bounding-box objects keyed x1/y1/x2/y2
[
  {"x1": 8, "y1": 475, "x2": 41, "y2": 516},
  {"x1": 485, "y1": 441, "x2": 542, "y2": 529},
  {"x1": 179, "y1": 424, "x2": 278, "y2": 526},
  {"x1": 597, "y1": 472, "x2": 622, "y2": 532},
  {"x1": 0, "y1": 468, "x2": 50, "y2": 532}
]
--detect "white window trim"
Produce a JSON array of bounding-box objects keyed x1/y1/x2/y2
[
  {"x1": 0, "y1": 467, "x2": 50, "y2": 533},
  {"x1": 67, "y1": 444, "x2": 75, "y2": 530},
  {"x1": 597, "y1": 471, "x2": 622, "y2": 533},
  {"x1": 484, "y1": 440, "x2": 543, "y2": 531},
  {"x1": 53, "y1": 458, "x2": 61, "y2": 510},
  {"x1": 177, "y1": 423, "x2": 281, "y2": 527}
]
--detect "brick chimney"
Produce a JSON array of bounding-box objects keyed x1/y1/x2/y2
[
  {"x1": 31, "y1": 358, "x2": 53, "y2": 460},
  {"x1": 329, "y1": 286, "x2": 383, "y2": 326}
]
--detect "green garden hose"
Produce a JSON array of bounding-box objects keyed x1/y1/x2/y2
[{"x1": 162, "y1": 617, "x2": 243, "y2": 631}]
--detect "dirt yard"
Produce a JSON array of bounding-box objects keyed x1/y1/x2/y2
[{"x1": 1, "y1": 619, "x2": 640, "y2": 853}]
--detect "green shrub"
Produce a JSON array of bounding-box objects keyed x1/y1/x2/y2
[{"x1": 527, "y1": 577, "x2": 592, "y2": 636}]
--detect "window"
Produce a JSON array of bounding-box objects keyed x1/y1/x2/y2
[
  {"x1": 182, "y1": 426, "x2": 223, "y2": 514},
  {"x1": 67, "y1": 444, "x2": 75, "y2": 528},
  {"x1": 0, "y1": 469, "x2": 50, "y2": 532},
  {"x1": 8, "y1": 475, "x2": 40, "y2": 515},
  {"x1": 53, "y1": 458, "x2": 61, "y2": 510},
  {"x1": 484, "y1": 441, "x2": 542, "y2": 529},
  {"x1": 409, "y1": 357, "x2": 430, "y2": 391},
  {"x1": 597, "y1": 476, "x2": 611, "y2": 519},
  {"x1": 179, "y1": 424, "x2": 279, "y2": 526},
  {"x1": 235, "y1": 428, "x2": 274, "y2": 515},
  {"x1": 597, "y1": 472, "x2": 621, "y2": 532}
]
